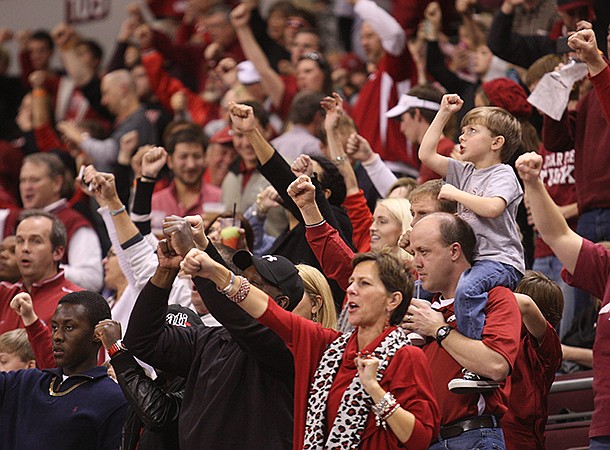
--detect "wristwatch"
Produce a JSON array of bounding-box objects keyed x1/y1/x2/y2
[
  {"x1": 435, "y1": 326, "x2": 453, "y2": 346},
  {"x1": 108, "y1": 339, "x2": 128, "y2": 358}
]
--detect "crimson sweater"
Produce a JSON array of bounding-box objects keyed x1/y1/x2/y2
[{"x1": 542, "y1": 68, "x2": 610, "y2": 214}]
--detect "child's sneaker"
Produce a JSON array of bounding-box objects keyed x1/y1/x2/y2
[{"x1": 448, "y1": 369, "x2": 499, "y2": 394}]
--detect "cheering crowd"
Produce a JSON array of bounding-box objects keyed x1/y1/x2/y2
[{"x1": 0, "y1": 0, "x2": 609, "y2": 448}]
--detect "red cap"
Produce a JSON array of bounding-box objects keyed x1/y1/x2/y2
[
  {"x1": 481, "y1": 78, "x2": 532, "y2": 120},
  {"x1": 210, "y1": 126, "x2": 233, "y2": 145}
]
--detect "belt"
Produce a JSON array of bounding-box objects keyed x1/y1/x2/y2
[{"x1": 438, "y1": 415, "x2": 500, "y2": 441}]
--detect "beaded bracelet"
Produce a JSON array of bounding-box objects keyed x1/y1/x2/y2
[
  {"x1": 381, "y1": 402, "x2": 401, "y2": 428},
  {"x1": 227, "y1": 276, "x2": 251, "y2": 303},
  {"x1": 372, "y1": 392, "x2": 397, "y2": 428}
]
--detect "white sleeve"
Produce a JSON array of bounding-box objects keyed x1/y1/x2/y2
[
  {"x1": 99, "y1": 206, "x2": 136, "y2": 285},
  {"x1": 362, "y1": 153, "x2": 398, "y2": 197},
  {"x1": 80, "y1": 137, "x2": 119, "y2": 169},
  {"x1": 123, "y1": 237, "x2": 158, "y2": 292},
  {"x1": 169, "y1": 276, "x2": 194, "y2": 308},
  {"x1": 353, "y1": 0, "x2": 406, "y2": 56},
  {"x1": 61, "y1": 227, "x2": 104, "y2": 292}
]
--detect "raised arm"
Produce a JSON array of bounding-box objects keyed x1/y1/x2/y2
[
  {"x1": 95, "y1": 319, "x2": 182, "y2": 429},
  {"x1": 514, "y1": 293, "x2": 548, "y2": 344},
  {"x1": 229, "y1": 102, "x2": 273, "y2": 164},
  {"x1": 568, "y1": 29, "x2": 610, "y2": 124},
  {"x1": 182, "y1": 248, "x2": 271, "y2": 319},
  {"x1": 418, "y1": 94, "x2": 462, "y2": 178},
  {"x1": 322, "y1": 94, "x2": 359, "y2": 197},
  {"x1": 230, "y1": 4, "x2": 285, "y2": 108},
  {"x1": 52, "y1": 24, "x2": 95, "y2": 87},
  {"x1": 516, "y1": 152, "x2": 582, "y2": 274}
]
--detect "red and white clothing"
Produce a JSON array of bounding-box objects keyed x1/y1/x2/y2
[
  {"x1": 562, "y1": 239, "x2": 610, "y2": 439},
  {"x1": 306, "y1": 220, "x2": 357, "y2": 293},
  {"x1": 503, "y1": 323, "x2": 562, "y2": 450},
  {"x1": 141, "y1": 51, "x2": 219, "y2": 127},
  {"x1": 534, "y1": 145, "x2": 577, "y2": 259},
  {"x1": 258, "y1": 298, "x2": 439, "y2": 450},
  {"x1": 0, "y1": 271, "x2": 81, "y2": 334},
  {"x1": 542, "y1": 69, "x2": 610, "y2": 215},
  {"x1": 422, "y1": 288, "x2": 521, "y2": 425},
  {"x1": 351, "y1": 0, "x2": 417, "y2": 172},
  {"x1": 46, "y1": 199, "x2": 103, "y2": 292}
]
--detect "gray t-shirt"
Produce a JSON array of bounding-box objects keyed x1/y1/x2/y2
[{"x1": 446, "y1": 159, "x2": 525, "y2": 273}]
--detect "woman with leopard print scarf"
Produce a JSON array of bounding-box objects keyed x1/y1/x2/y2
[{"x1": 182, "y1": 247, "x2": 440, "y2": 450}]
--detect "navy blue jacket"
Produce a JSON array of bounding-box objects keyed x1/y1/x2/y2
[{"x1": 0, "y1": 366, "x2": 127, "y2": 449}]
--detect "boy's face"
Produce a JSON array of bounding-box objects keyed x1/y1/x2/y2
[
  {"x1": 0, "y1": 352, "x2": 32, "y2": 372},
  {"x1": 458, "y1": 123, "x2": 499, "y2": 167}
]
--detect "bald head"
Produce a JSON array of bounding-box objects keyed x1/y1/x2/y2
[
  {"x1": 410, "y1": 213, "x2": 475, "y2": 297},
  {"x1": 414, "y1": 213, "x2": 476, "y2": 264},
  {"x1": 101, "y1": 70, "x2": 138, "y2": 116}
]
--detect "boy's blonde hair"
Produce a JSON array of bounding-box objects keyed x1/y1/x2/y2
[
  {"x1": 461, "y1": 106, "x2": 522, "y2": 163},
  {"x1": 296, "y1": 264, "x2": 338, "y2": 330},
  {"x1": 0, "y1": 329, "x2": 35, "y2": 363}
]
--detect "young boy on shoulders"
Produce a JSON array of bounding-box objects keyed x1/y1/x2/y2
[{"x1": 419, "y1": 94, "x2": 525, "y2": 393}]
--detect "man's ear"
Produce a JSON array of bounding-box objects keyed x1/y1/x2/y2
[
  {"x1": 166, "y1": 154, "x2": 175, "y2": 171},
  {"x1": 450, "y1": 243, "x2": 462, "y2": 262},
  {"x1": 323, "y1": 188, "x2": 331, "y2": 200},
  {"x1": 276, "y1": 295, "x2": 290, "y2": 310},
  {"x1": 51, "y1": 175, "x2": 63, "y2": 198},
  {"x1": 52, "y1": 245, "x2": 65, "y2": 264}
]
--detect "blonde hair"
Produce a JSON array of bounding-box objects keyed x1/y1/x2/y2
[
  {"x1": 376, "y1": 198, "x2": 413, "y2": 234},
  {"x1": 296, "y1": 264, "x2": 338, "y2": 330},
  {"x1": 375, "y1": 198, "x2": 413, "y2": 262},
  {"x1": 0, "y1": 329, "x2": 35, "y2": 363},
  {"x1": 461, "y1": 106, "x2": 522, "y2": 162}
]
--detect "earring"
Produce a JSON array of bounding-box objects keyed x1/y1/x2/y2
[{"x1": 312, "y1": 310, "x2": 318, "y2": 323}]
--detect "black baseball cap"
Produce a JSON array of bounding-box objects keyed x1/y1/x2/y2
[{"x1": 233, "y1": 251, "x2": 304, "y2": 311}]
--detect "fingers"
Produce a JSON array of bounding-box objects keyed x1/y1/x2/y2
[
  {"x1": 158, "y1": 239, "x2": 176, "y2": 257},
  {"x1": 185, "y1": 215, "x2": 203, "y2": 228},
  {"x1": 228, "y1": 102, "x2": 252, "y2": 118}
]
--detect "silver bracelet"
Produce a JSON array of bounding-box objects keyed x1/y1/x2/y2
[{"x1": 218, "y1": 272, "x2": 236, "y2": 295}]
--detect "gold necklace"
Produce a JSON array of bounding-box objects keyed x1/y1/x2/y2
[{"x1": 48, "y1": 376, "x2": 91, "y2": 397}]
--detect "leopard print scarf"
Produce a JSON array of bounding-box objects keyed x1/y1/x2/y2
[{"x1": 303, "y1": 327, "x2": 409, "y2": 449}]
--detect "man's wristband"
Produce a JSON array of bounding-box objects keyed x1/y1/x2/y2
[{"x1": 108, "y1": 339, "x2": 127, "y2": 358}]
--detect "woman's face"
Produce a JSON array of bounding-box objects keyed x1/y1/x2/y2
[
  {"x1": 345, "y1": 261, "x2": 393, "y2": 329},
  {"x1": 103, "y1": 248, "x2": 124, "y2": 291},
  {"x1": 207, "y1": 219, "x2": 223, "y2": 246},
  {"x1": 292, "y1": 290, "x2": 317, "y2": 321},
  {"x1": 267, "y1": 10, "x2": 287, "y2": 43},
  {"x1": 473, "y1": 45, "x2": 493, "y2": 75},
  {"x1": 369, "y1": 205, "x2": 402, "y2": 251},
  {"x1": 296, "y1": 59, "x2": 325, "y2": 92}
]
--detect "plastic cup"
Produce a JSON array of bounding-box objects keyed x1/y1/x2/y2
[{"x1": 219, "y1": 218, "x2": 241, "y2": 249}]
